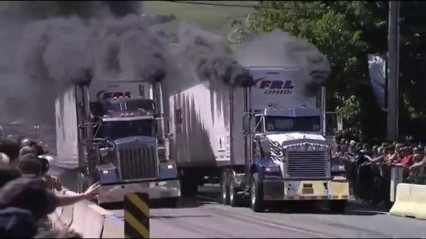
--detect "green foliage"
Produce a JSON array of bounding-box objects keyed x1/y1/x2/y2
[{"x1": 238, "y1": 1, "x2": 422, "y2": 141}]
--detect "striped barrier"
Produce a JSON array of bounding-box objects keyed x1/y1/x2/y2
[
  {"x1": 124, "y1": 192, "x2": 150, "y2": 238},
  {"x1": 48, "y1": 188, "x2": 125, "y2": 237},
  {"x1": 390, "y1": 183, "x2": 426, "y2": 220}
]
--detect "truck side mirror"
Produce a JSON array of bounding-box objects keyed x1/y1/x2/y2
[
  {"x1": 259, "y1": 137, "x2": 271, "y2": 156},
  {"x1": 242, "y1": 113, "x2": 250, "y2": 133}
]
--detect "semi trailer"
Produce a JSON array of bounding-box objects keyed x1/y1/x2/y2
[
  {"x1": 168, "y1": 66, "x2": 348, "y2": 212},
  {"x1": 54, "y1": 78, "x2": 180, "y2": 206}
]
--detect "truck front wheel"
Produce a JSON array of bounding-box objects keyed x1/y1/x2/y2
[{"x1": 249, "y1": 173, "x2": 265, "y2": 212}]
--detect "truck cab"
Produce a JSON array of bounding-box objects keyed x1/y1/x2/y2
[
  {"x1": 55, "y1": 81, "x2": 180, "y2": 206},
  {"x1": 251, "y1": 107, "x2": 331, "y2": 180},
  {"x1": 235, "y1": 67, "x2": 348, "y2": 213}
]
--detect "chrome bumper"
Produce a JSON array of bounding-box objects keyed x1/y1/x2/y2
[
  {"x1": 263, "y1": 179, "x2": 349, "y2": 201},
  {"x1": 97, "y1": 179, "x2": 181, "y2": 204}
]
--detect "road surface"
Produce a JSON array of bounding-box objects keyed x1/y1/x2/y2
[{"x1": 111, "y1": 185, "x2": 426, "y2": 238}]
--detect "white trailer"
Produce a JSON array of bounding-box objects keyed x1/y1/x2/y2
[
  {"x1": 169, "y1": 67, "x2": 349, "y2": 212},
  {"x1": 55, "y1": 80, "x2": 180, "y2": 206}
]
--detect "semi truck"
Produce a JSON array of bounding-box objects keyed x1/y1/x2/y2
[
  {"x1": 168, "y1": 66, "x2": 348, "y2": 212},
  {"x1": 54, "y1": 79, "x2": 180, "y2": 206}
]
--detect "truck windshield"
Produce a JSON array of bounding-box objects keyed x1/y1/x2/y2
[
  {"x1": 96, "y1": 119, "x2": 154, "y2": 140},
  {"x1": 265, "y1": 116, "x2": 321, "y2": 132}
]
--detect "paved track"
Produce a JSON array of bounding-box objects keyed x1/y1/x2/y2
[{"x1": 111, "y1": 185, "x2": 426, "y2": 238}]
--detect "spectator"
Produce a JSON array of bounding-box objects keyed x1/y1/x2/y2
[
  {"x1": 372, "y1": 145, "x2": 379, "y2": 158},
  {"x1": 0, "y1": 148, "x2": 22, "y2": 189},
  {"x1": 0, "y1": 153, "x2": 10, "y2": 168},
  {"x1": 409, "y1": 147, "x2": 426, "y2": 171},
  {"x1": 0, "y1": 207, "x2": 38, "y2": 238},
  {"x1": 19, "y1": 145, "x2": 37, "y2": 158},
  {"x1": 0, "y1": 177, "x2": 100, "y2": 219},
  {"x1": 384, "y1": 145, "x2": 398, "y2": 165},
  {"x1": 16, "y1": 153, "x2": 42, "y2": 178},
  {"x1": 394, "y1": 146, "x2": 414, "y2": 168},
  {"x1": 20, "y1": 138, "x2": 32, "y2": 148},
  {"x1": 0, "y1": 139, "x2": 20, "y2": 166}
]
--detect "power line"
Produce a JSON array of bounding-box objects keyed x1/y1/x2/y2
[
  {"x1": 164, "y1": 1, "x2": 262, "y2": 9},
  {"x1": 164, "y1": 1, "x2": 316, "y2": 11}
]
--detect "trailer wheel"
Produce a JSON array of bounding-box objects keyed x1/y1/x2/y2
[
  {"x1": 221, "y1": 171, "x2": 230, "y2": 205},
  {"x1": 329, "y1": 200, "x2": 347, "y2": 214},
  {"x1": 249, "y1": 173, "x2": 265, "y2": 212}
]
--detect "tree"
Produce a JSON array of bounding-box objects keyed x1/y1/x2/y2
[{"x1": 238, "y1": 1, "x2": 426, "y2": 142}]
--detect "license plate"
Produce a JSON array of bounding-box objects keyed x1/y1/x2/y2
[
  {"x1": 160, "y1": 191, "x2": 172, "y2": 197},
  {"x1": 302, "y1": 188, "x2": 314, "y2": 194}
]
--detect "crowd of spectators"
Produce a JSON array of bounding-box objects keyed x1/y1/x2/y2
[
  {"x1": 0, "y1": 135, "x2": 100, "y2": 238},
  {"x1": 332, "y1": 139, "x2": 426, "y2": 206}
]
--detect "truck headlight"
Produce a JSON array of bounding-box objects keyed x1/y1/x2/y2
[{"x1": 264, "y1": 165, "x2": 280, "y2": 173}]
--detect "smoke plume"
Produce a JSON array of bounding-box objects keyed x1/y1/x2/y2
[
  {"x1": 236, "y1": 29, "x2": 331, "y2": 95},
  {"x1": 174, "y1": 22, "x2": 252, "y2": 87},
  {"x1": 94, "y1": 15, "x2": 168, "y2": 82},
  {"x1": 0, "y1": 1, "x2": 142, "y2": 20},
  {"x1": 0, "y1": 1, "x2": 164, "y2": 124}
]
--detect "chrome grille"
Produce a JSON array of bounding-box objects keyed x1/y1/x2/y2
[
  {"x1": 286, "y1": 151, "x2": 327, "y2": 178},
  {"x1": 118, "y1": 144, "x2": 158, "y2": 181}
]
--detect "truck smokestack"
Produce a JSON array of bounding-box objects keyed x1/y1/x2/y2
[
  {"x1": 236, "y1": 30, "x2": 330, "y2": 95},
  {"x1": 176, "y1": 22, "x2": 252, "y2": 87}
]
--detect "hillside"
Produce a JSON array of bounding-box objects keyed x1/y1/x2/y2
[{"x1": 144, "y1": 1, "x2": 255, "y2": 44}]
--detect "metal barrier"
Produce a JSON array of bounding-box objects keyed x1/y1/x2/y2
[
  {"x1": 390, "y1": 166, "x2": 404, "y2": 202},
  {"x1": 344, "y1": 158, "x2": 392, "y2": 204},
  {"x1": 404, "y1": 171, "x2": 426, "y2": 185}
]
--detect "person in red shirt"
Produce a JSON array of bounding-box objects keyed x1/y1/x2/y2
[{"x1": 394, "y1": 146, "x2": 414, "y2": 167}]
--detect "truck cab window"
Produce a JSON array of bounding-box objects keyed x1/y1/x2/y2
[
  {"x1": 265, "y1": 116, "x2": 321, "y2": 132},
  {"x1": 97, "y1": 119, "x2": 154, "y2": 140}
]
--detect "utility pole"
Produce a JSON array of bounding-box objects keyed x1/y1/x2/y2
[{"x1": 387, "y1": 1, "x2": 400, "y2": 141}]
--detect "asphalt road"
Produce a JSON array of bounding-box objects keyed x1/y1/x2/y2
[{"x1": 111, "y1": 185, "x2": 426, "y2": 238}]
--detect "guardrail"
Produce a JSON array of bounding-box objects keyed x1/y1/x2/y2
[{"x1": 48, "y1": 188, "x2": 124, "y2": 238}]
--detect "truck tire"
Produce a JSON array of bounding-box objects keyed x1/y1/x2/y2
[
  {"x1": 249, "y1": 173, "x2": 265, "y2": 212},
  {"x1": 229, "y1": 178, "x2": 240, "y2": 207},
  {"x1": 329, "y1": 200, "x2": 347, "y2": 214},
  {"x1": 221, "y1": 171, "x2": 230, "y2": 205}
]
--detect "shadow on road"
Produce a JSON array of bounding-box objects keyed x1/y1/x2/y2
[{"x1": 197, "y1": 184, "x2": 389, "y2": 216}]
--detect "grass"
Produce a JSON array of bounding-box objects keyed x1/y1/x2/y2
[{"x1": 144, "y1": 1, "x2": 255, "y2": 43}]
